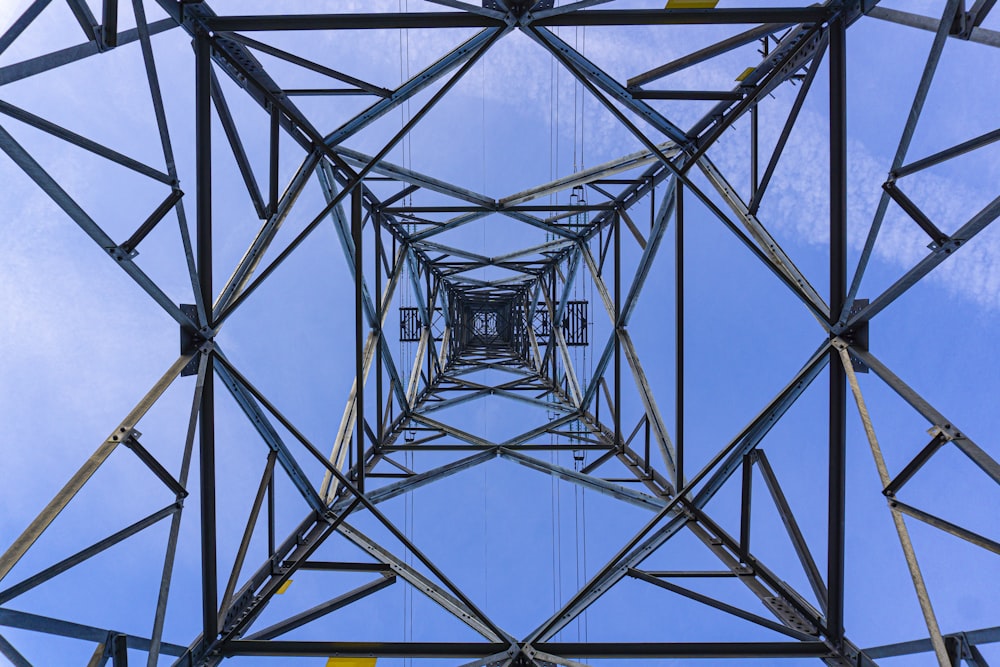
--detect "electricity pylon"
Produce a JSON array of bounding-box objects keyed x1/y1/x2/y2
[{"x1": 0, "y1": 2, "x2": 998, "y2": 666}]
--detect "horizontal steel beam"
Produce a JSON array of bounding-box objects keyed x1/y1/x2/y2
[
  {"x1": 206, "y1": 13, "x2": 503, "y2": 31},
  {"x1": 222, "y1": 639, "x2": 829, "y2": 659},
  {"x1": 531, "y1": 641, "x2": 831, "y2": 658},
  {"x1": 224, "y1": 641, "x2": 510, "y2": 657},
  {"x1": 534, "y1": 8, "x2": 831, "y2": 26}
]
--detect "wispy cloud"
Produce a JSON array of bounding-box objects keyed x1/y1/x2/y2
[
  {"x1": 461, "y1": 14, "x2": 1000, "y2": 312},
  {"x1": 710, "y1": 95, "x2": 1000, "y2": 311}
]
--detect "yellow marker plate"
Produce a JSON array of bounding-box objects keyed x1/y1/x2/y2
[
  {"x1": 665, "y1": 0, "x2": 720, "y2": 8},
  {"x1": 326, "y1": 659, "x2": 377, "y2": 667},
  {"x1": 735, "y1": 67, "x2": 756, "y2": 82},
  {"x1": 276, "y1": 579, "x2": 293, "y2": 594}
]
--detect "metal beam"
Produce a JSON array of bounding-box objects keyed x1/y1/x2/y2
[
  {"x1": 0, "y1": 19, "x2": 176, "y2": 86},
  {"x1": 245, "y1": 576, "x2": 396, "y2": 640},
  {"x1": 627, "y1": 568, "x2": 815, "y2": 641},
  {"x1": 866, "y1": 626, "x2": 1000, "y2": 659},
  {"x1": 205, "y1": 13, "x2": 503, "y2": 31},
  {"x1": 826, "y1": 12, "x2": 847, "y2": 647},
  {"x1": 527, "y1": 27, "x2": 688, "y2": 145},
  {"x1": 0, "y1": 504, "x2": 179, "y2": 606},
  {"x1": 867, "y1": 6, "x2": 1000, "y2": 48},
  {"x1": 0, "y1": 608, "x2": 185, "y2": 656},
  {"x1": 0, "y1": 0, "x2": 52, "y2": 58},
  {"x1": 324, "y1": 27, "x2": 508, "y2": 147},
  {"x1": 851, "y1": 347, "x2": 1000, "y2": 485},
  {"x1": 0, "y1": 634, "x2": 31, "y2": 667},
  {"x1": 498, "y1": 448, "x2": 664, "y2": 511},
  {"x1": 0, "y1": 99, "x2": 171, "y2": 184},
  {"x1": 528, "y1": 342, "x2": 829, "y2": 643},
  {"x1": 845, "y1": 0, "x2": 966, "y2": 321},
  {"x1": 195, "y1": 28, "x2": 218, "y2": 647},
  {"x1": 0, "y1": 124, "x2": 197, "y2": 330},
  {"x1": 532, "y1": 8, "x2": 832, "y2": 26},
  {"x1": 0, "y1": 353, "x2": 192, "y2": 583},
  {"x1": 335, "y1": 523, "x2": 508, "y2": 643}
]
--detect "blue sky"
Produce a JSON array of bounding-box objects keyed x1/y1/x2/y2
[{"x1": 0, "y1": 1, "x2": 998, "y2": 665}]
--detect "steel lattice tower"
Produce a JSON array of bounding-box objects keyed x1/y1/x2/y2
[{"x1": 0, "y1": 1, "x2": 998, "y2": 666}]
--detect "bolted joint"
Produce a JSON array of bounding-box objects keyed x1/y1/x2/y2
[
  {"x1": 952, "y1": 10, "x2": 972, "y2": 40},
  {"x1": 486, "y1": 0, "x2": 552, "y2": 21},
  {"x1": 107, "y1": 245, "x2": 138, "y2": 261},
  {"x1": 845, "y1": 0, "x2": 884, "y2": 24},
  {"x1": 831, "y1": 299, "x2": 870, "y2": 373},
  {"x1": 108, "y1": 425, "x2": 137, "y2": 443},
  {"x1": 180, "y1": 304, "x2": 213, "y2": 376},
  {"x1": 928, "y1": 423, "x2": 962, "y2": 441},
  {"x1": 121, "y1": 428, "x2": 143, "y2": 446}
]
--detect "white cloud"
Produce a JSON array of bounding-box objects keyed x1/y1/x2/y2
[{"x1": 711, "y1": 102, "x2": 1000, "y2": 311}]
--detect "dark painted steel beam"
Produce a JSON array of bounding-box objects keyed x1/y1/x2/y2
[
  {"x1": 353, "y1": 186, "x2": 366, "y2": 493},
  {"x1": 533, "y1": 8, "x2": 831, "y2": 26},
  {"x1": 213, "y1": 27, "x2": 505, "y2": 326},
  {"x1": 121, "y1": 189, "x2": 185, "y2": 254},
  {"x1": 195, "y1": 28, "x2": 218, "y2": 647},
  {"x1": 224, "y1": 641, "x2": 510, "y2": 657},
  {"x1": 1, "y1": 2, "x2": 994, "y2": 665},
  {"x1": 102, "y1": 0, "x2": 117, "y2": 48},
  {"x1": 532, "y1": 641, "x2": 831, "y2": 658},
  {"x1": 827, "y1": 11, "x2": 847, "y2": 647},
  {"x1": 675, "y1": 183, "x2": 684, "y2": 487},
  {"x1": 111, "y1": 633, "x2": 127, "y2": 667},
  {"x1": 882, "y1": 181, "x2": 949, "y2": 246},
  {"x1": 882, "y1": 433, "x2": 948, "y2": 497},
  {"x1": 205, "y1": 13, "x2": 503, "y2": 31}
]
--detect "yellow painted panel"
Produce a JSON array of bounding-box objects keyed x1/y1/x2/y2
[
  {"x1": 326, "y1": 659, "x2": 377, "y2": 667},
  {"x1": 665, "y1": 0, "x2": 720, "y2": 8},
  {"x1": 276, "y1": 579, "x2": 293, "y2": 594},
  {"x1": 735, "y1": 67, "x2": 756, "y2": 82}
]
